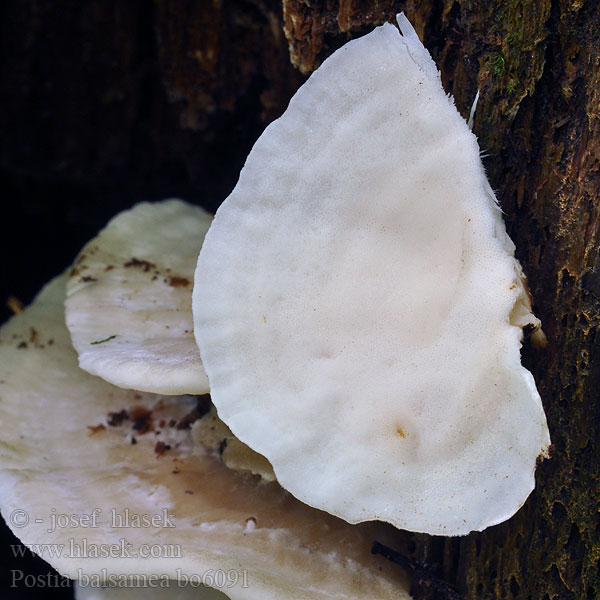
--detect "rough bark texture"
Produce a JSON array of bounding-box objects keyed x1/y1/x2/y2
[{"x1": 1, "y1": 1, "x2": 598, "y2": 599}]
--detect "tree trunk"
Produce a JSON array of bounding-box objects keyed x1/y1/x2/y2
[{"x1": 1, "y1": 1, "x2": 598, "y2": 598}]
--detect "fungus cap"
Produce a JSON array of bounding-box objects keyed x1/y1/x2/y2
[
  {"x1": 0, "y1": 274, "x2": 411, "y2": 600},
  {"x1": 66, "y1": 199, "x2": 211, "y2": 395},
  {"x1": 193, "y1": 14, "x2": 551, "y2": 535}
]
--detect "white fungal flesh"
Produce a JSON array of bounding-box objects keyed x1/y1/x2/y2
[
  {"x1": 75, "y1": 582, "x2": 230, "y2": 600},
  {"x1": 189, "y1": 406, "x2": 276, "y2": 481},
  {"x1": 193, "y1": 15, "x2": 550, "y2": 535},
  {"x1": 0, "y1": 275, "x2": 412, "y2": 600},
  {"x1": 66, "y1": 199, "x2": 211, "y2": 395},
  {"x1": 221, "y1": 438, "x2": 277, "y2": 483}
]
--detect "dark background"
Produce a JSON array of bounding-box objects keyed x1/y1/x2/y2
[{"x1": 0, "y1": 0, "x2": 302, "y2": 325}]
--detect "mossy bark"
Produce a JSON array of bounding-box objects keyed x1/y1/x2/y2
[{"x1": 1, "y1": 1, "x2": 598, "y2": 598}]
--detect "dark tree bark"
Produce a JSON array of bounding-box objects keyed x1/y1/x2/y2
[{"x1": 1, "y1": 1, "x2": 598, "y2": 599}]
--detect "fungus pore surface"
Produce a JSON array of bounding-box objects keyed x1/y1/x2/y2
[{"x1": 193, "y1": 15, "x2": 551, "y2": 536}]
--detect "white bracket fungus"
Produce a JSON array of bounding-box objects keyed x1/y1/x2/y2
[
  {"x1": 65, "y1": 199, "x2": 212, "y2": 395},
  {"x1": 193, "y1": 14, "x2": 551, "y2": 535}
]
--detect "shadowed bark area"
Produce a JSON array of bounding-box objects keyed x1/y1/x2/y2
[
  {"x1": 1, "y1": 1, "x2": 598, "y2": 599},
  {"x1": 0, "y1": 0, "x2": 302, "y2": 326}
]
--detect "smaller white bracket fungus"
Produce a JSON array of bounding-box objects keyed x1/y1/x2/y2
[
  {"x1": 193, "y1": 14, "x2": 551, "y2": 536},
  {"x1": 221, "y1": 438, "x2": 276, "y2": 482},
  {"x1": 190, "y1": 405, "x2": 276, "y2": 481},
  {"x1": 0, "y1": 274, "x2": 412, "y2": 600},
  {"x1": 65, "y1": 199, "x2": 212, "y2": 395}
]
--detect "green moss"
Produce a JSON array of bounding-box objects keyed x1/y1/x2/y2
[{"x1": 493, "y1": 54, "x2": 505, "y2": 76}]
